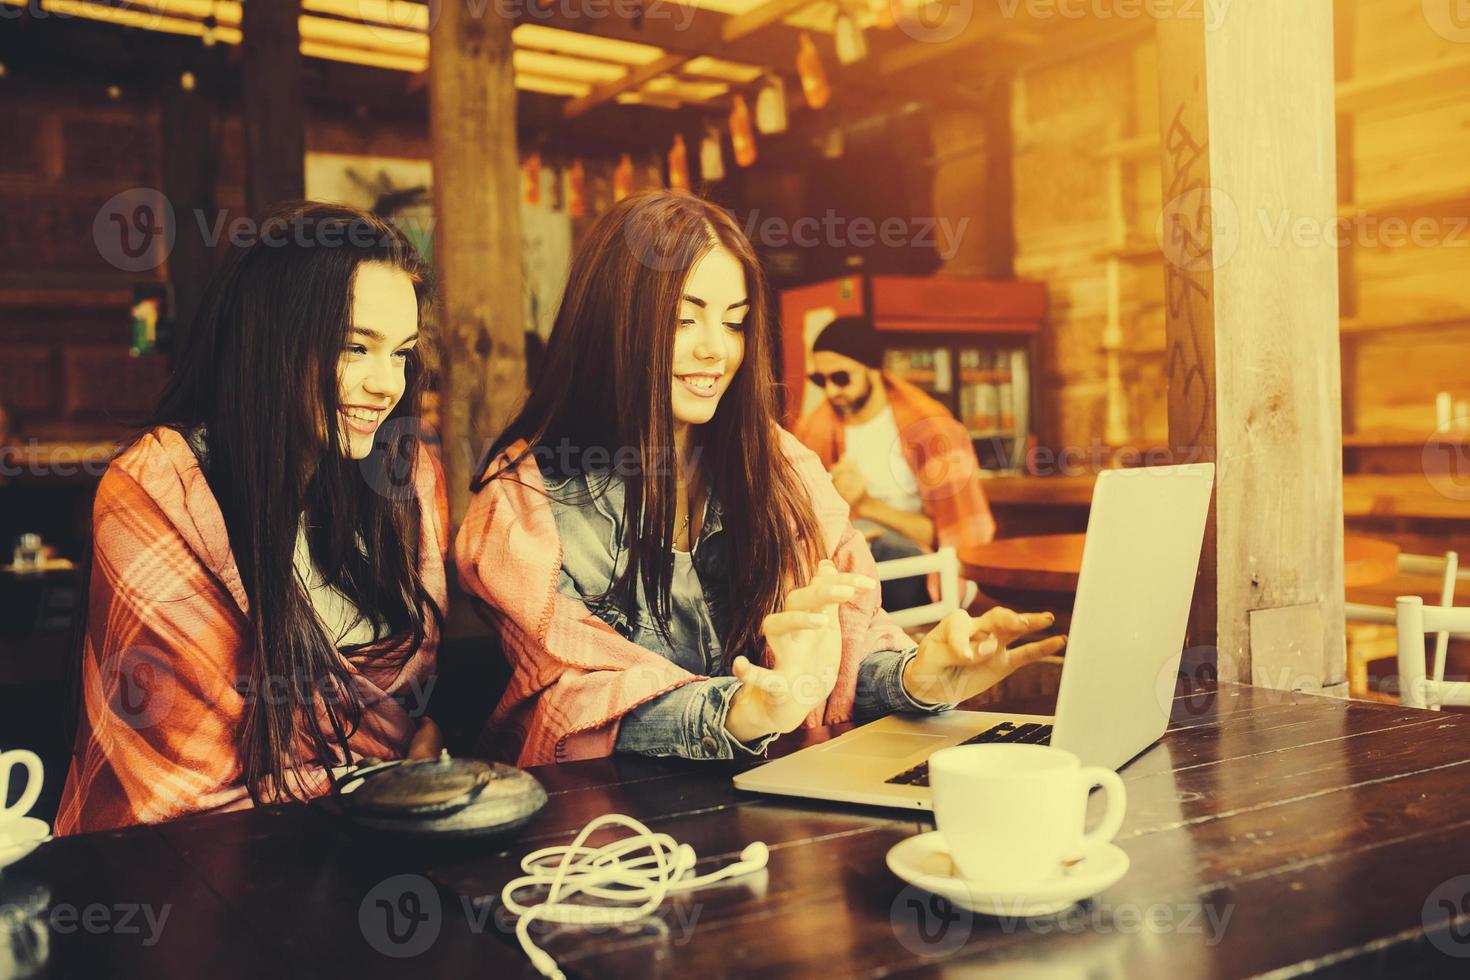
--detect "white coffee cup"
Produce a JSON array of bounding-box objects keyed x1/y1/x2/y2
[
  {"x1": 0, "y1": 749, "x2": 44, "y2": 832},
  {"x1": 929, "y1": 743, "x2": 1126, "y2": 885}
]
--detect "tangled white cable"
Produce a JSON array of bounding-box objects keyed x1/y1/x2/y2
[{"x1": 501, "y1": 813, "x2": 770, "y2": 980}]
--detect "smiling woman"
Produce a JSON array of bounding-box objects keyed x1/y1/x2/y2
[
  {"x1": 56, "y1": 202, "x2": 449, "y2": 834},
  {"x1": 336, "y1": 266, "x2": 422, "y2": 459},
  {"x1": 456, "y1": 191, "x2": 1062, "y2": 767}
]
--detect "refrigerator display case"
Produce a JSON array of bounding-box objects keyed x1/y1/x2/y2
[{"x1": 780, "y1": 275, "x2": 1047, "y2": 474}]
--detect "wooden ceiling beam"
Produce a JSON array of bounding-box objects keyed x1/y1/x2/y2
[
  {"x1": 719, "y1": 0, "x2": 815, "y2": 41},
  {"x1": 561, "y1": 0, "x2": 841, "y2": 118},
  {"x1": 514, "y1": 3, "x2": 726, "y2": 60},
  {"x1": 562, "y1": 51, "x2": 689, "y2": 118}
]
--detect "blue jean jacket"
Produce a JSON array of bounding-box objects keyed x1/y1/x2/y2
[{"x1": 542, "y1": 466, "x2": 947, "y2": 761}]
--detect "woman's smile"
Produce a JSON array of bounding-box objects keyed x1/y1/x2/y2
[
  {"x1": 340, "y1": 403, "x2": 390, "y2": 435},
  {"x1": 675, "y1": 372, "x2": 724, "y2": 399}
]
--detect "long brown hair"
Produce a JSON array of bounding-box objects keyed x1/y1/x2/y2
[
  {"x1": 142, "y1": 201, "x2": 442, "y2": 802},
  {"x1": 478, "y1": 190, "x2": 824, "y2": 664}
]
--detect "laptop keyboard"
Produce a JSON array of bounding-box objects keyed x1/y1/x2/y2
[{"x1": 884, "y1": 721, "x2": 1054, "y2": 787}]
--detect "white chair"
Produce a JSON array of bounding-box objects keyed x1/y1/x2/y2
[
  {"x1": 875, "y1": 546, "x2": 961, "y2": 631},
  {"x1": 1344, "y1": 551, "x2": 1461, "y2": 700},
  {"x1": 1395, "y1": 595, "x2": 1470, "y2": 709}
]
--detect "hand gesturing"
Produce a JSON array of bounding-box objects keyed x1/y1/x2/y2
[
  {"x1": 903, "y1": 607, "x2": 1067, "y2": 706},
  {"x1": 725, "y1": 559, "x2": 876, "y2": 743}
]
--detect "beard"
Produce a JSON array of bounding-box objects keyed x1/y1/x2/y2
[{"x1": 831, "y1": 377, "x2": 873, "y2": 419}]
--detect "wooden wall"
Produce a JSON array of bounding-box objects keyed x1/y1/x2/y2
[
  {"x1": 0, "y1": 88, "x2": 170, "y2": 442},
  {"x1": 0, "y1": 78, "x2": 639, "y2": 444},
  {"x1": 1007, "y1": 0, "x2": 1470, "y2": 456}
]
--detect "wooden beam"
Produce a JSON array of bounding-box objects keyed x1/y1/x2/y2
[
  {"x1": 562, "y1": 51, "x2": 686, "y2": 119},
  {"x1": 1334, "y1": 0, "x2": 1358, "y2": 437},
  {"x1": 241, "y1": 0, "x2": 305, "y2": 217},
  {"x1": 877, "y1": 11, "x2": 1027, "y2": 77},
  {"x1": 159, "y1": 77, "x2": 217, "y2": 345},
  {"x1": 515, "y1": 2, "x2": 723, "y2": 57},
  {"x1": 562, "y1": 0, "x2": 823, "y2": 118},
  {"x1": 1154, "y1": 0, "x2": 1345, "y2": 689},
  {"x1": 719, "y1": 0, "x2": 812, "y2": 41},
  {"x1": 429, "y1": 3, "x2": 525, "y2": 527}
]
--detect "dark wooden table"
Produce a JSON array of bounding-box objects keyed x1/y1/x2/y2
[
  {"x1": 6, "y1": 680, "x2": 1470, "y2": 977},
  {"x1": 960, "y1": 534, "x2": 1402, "y2": 614}
]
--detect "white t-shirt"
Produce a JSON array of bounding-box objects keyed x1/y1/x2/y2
[
  {"x1": 843, "y1": 406, "x2": 923, "y2": 514},
  {"x1": 293, "y1": 521, "x2": 385, "y2": 648}
]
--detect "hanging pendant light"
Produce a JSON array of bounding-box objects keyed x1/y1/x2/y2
[
  {"x1": 754, "y1": 75, "x2": 787, "y2": 135},
  {"x1": 522, "y1": 152, "x2": 542, "y2": 206},
  {"x1": 699, "y1": 127, "x2": 725, "y2": 183},
  {"x1": 729, "y1": 95, "x2": 758, "y2": 168},
  {"x1": 613, "y1": 153, "x2": 635, "y2": 202},
  {"x1": 567, "y1": 160, "x2": 587, "y2": 218},
  {"x1": 202, "y1": 2, "x2": 219, "y2": 47},
  {"x1": 668, "y1": 133, "x2": 691, "y2": 191},
  {"x1": 834, "y1": 8, "x2": 868, "y2": 65},
  {"x1": 796, "y1": 32, "x2": 831, "y2": 110}
]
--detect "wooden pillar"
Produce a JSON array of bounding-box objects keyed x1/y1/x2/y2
[
  {"x1": 242, "y1": 0, "x2": 304, "y2": 217},
  {"x1": 1154, "y1": 0, "x2": 1346, "y2": 689},
  {"x1": 429, "y1": 3, "x2": 525, "y2": 527},
  {"x1": 977, "y1": 77, "x2": 1016, "y2": 281},
  {"x1": 160, "y1": 78, "x2": 216, "y2": 343}
]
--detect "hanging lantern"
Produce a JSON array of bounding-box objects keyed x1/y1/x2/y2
[
  {"x1": 754, "y1": 75, "x2": 787, "y2": 135},
  {"x1": 729, "y1": 95, "x2": 758, "y2": 168},
  {"x1": 613, "y1": 153, "x2": 635, "y2": 202},
  {"x1": 796, "y1": 32, "x2": 831, "y2": 110},
  {"x1": 522, "y1": 152, "x2": 542, "y2": 206},
  {"x1": 668, "y1": 133, "x2": 691, "y2": 191},
  {"x1": 202, "y1": 3, "x2": 219, "y2": 47},
  {"x1": 699, "y1": 127, "x2": 725, "y2": 183},
  {"x1": 834, "y1": 11, "x2": 868, "y2": 65},
  {"x1": 567, "y1": 159, "x2": 587, "y2": 218}
]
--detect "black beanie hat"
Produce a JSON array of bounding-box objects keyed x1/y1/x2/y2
[{"x1": 811, "y1": 315, "x2": 883, "y2": 369}]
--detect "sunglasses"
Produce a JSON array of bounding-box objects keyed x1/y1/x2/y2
[{"x1": 808, "y1": 371, "x2": 853, "y2": 389}]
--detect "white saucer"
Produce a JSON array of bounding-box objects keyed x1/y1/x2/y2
[
  {"x1": 886, "y1": 831, "x2": 1129, "y2": 917},
  {"x1": 0, "y1": 817, "x2": 52, "y2": 870}
]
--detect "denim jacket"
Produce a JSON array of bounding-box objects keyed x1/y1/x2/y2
[{"x1": 542, "y1": 466, "x2": 946, "y2": 761}]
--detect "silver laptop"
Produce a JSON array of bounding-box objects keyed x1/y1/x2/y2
[{"x1": 733, "y1": 462, "x2": 1215, "y2": 811}]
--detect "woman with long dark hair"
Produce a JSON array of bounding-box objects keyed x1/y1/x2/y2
[
  {"x1": 57, "y1": 202, "x2": 447, "y2": 832},
  {"x1": 457, "y1": 191, "x2": 1065, "y2": 766}
]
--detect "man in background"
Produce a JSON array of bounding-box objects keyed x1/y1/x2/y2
[{"x1": 794, "y1": 316, "x2": 996, "y2": 610}]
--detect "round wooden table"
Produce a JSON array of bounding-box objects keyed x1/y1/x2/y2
[{"x1": 959, "y1": 533, "x2": 1402, "y2": 602}]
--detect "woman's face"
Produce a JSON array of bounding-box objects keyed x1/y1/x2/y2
[
  {"x1": 336, "y1": 262, "x2": 419, "y2": 460},
  {"x1": 670, "y1": 244, "x2": 748, "y2": 428}
]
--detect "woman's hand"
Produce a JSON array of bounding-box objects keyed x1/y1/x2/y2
[
  {"x1": 902, "y1": 607, "x2": 1067, "y2": 706},
  {"x1": 725, "y1": 559, "x2": 876, "y2": 744},
  {"x1": 406, "y1": 716, "x2": 444, "y2": 760}
]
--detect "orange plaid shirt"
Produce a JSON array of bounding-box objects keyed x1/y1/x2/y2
[
  {"x1": 56, "y1": 427, "x2": 448, "y2": 834},
  {"x1": 794, "y1": 373, "x2": 997, "y2": 552}
]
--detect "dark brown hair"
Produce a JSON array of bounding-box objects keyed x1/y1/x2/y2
[
  {"x1": 141, "y1": 201, "x2": 442, "y2": 802},
  {"x1": 478, "y1": 190, "x2": 824, "y2": 664}
]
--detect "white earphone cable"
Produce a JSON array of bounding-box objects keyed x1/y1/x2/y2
[{"x1": 501, "y1": 813, "x2": 770, "y2": 980}]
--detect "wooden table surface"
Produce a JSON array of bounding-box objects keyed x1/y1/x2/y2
[
  {"x1": 960, "y1": 533, "x2": 1402, "y2": 594},
  {"x1": 7, "y1": 680, "x2": 1470, "y2": 977},
  {"x1": 983, "y1": 471, "x2": 1470, "y2": 522}
]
